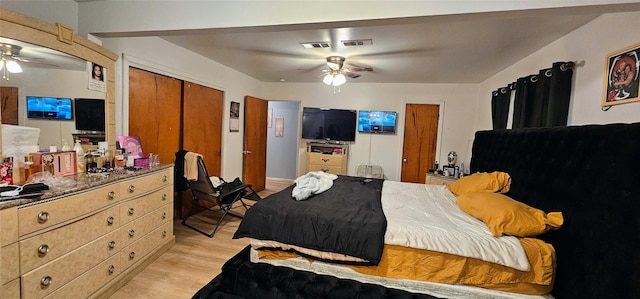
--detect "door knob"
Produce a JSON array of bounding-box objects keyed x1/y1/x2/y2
[
  {"x1": 403, "y1": 158, "x2": 407, "y2": 163},
  {"x1": 242, "y1": 150, "x2": 252, "y2": 155}
]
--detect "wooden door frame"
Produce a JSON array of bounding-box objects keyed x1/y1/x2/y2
[{"x1": 397, "y1": 101, "x2": 446, "y2": 179}]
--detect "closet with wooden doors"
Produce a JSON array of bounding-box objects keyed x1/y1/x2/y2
[{"x1": 128, "y1": 67, "x2": 223, "y2": 218}]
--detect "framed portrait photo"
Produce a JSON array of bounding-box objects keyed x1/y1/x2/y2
[{"x1": 602, "y1": 42, "x2": 640, "y2": 107}]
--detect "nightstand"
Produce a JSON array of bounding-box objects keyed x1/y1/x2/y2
[{"x1": 426, "y1": 173, "x2": 458, "y2": 186}]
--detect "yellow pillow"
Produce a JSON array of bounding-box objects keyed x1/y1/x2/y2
[
  {"x1": 447, "y1": 171, "x2": 512, "y2": 196},
  {"x1": 456, "y1": 192, "x2": 563, "y2": 237}
]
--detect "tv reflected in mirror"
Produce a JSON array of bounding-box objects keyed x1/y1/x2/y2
[
  {"x1": 26, "y1": 96, "x2": 73, "y2": 120},
  {"x1": 75, "y1": 98, "x2": 105, "y2": 132}
]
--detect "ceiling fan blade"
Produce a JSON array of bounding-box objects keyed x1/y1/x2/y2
[{"x1": 344, "y1": 72, "x2": 361, "y2": 79}]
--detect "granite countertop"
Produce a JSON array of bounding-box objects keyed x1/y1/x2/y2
[{"x1": 0, "y1": 164, "x2": 174, "y2": 210}]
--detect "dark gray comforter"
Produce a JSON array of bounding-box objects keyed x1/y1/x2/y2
[{"x1": 233, "y1": 175, "x2": 386, "y2": 265}]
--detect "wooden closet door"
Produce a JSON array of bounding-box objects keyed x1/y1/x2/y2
[
  {"x1": 1, "y1": 87, "x2": 19, "y2": 125},
  {"x1": 182, "y1": 81, "x2": 223, "y2": 176},
  {"x1": 128, "y1": 67, "x2": 181, "y2": 166}
]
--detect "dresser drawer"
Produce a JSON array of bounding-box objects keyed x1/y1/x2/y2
[
  {"x1": 1, "y1": 278, "x2": 19, "y2": 299},
  {"x1": 308, "y1": 153, "x2": 343, "y2": 167},
  {"x1": 0, "y1": 207, "x2": 18, "y2": 246},
  {"x1": 42, "y1": 254, "x2": 120, "y2": 299},
  {"x1": 21, "y1": 229, "x2": 122, "y2": 298},
  {"x1": 1, "y1": 243, "x2": 18, "y2": 285},
  {"x1": 121, "y1": 221, "x2": 173, "y2": 271},
  {"x1": 119, "y1": 168, "x2": 172, "y2": 199},
  {"x1": 307, "y1": 164, "x2": 343, "y2": 175},
  {"x1": 119, "y1": 204, "x2": 171, "y2": 248},
  {"x1": 19, "y1": 205, "x2": 120, "y2": 274},
  {"x1": 18, "y1": 184, "x2": 121, "y2": 236},
  {"x1": 120, "y1": 185, "x2": 172, "y2": 225}
]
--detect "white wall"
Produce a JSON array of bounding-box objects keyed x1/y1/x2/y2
[
  {"x1": 0, "y1": 68, "x2": 105, "y2": 149},
  {"x1": 262, "y1": 82, "x2": 478, "y2": 180},
  {"x1": 101, "y1": 36, "x2": 262, "y2": 180},
  {"x1": 476, "y1": 11, "x2": 640, "y2": 130},
  {"x1": 0, "y1": 1, "x2": 79, "y2": 31}
]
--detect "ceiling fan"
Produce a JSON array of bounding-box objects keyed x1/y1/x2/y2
[
  {"x1": 0, "y1": 42, "x2": 57, "y2": 80},
  {"x1": 321, "y1": 56, "x2": 373, "y2": 87}
]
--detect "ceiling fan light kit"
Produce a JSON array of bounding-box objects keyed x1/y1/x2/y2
[
  {"x1": 320, "y1": 55, "x2": 372, "y2": 90},
  {"x1": 0, "y1": 43, "x2": 24, "y2": 80}
]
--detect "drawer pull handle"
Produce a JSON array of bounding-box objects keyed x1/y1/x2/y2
[
  {"x1": 162, "y1": 230, "x2": 167, "y2": 237},
  {"x1": 129, "y1": 251, "x2": 135, "y2": 259},
  {"x1": 108, "y1": 191, "x2": 116, "y2": 199},
  {"x1": 128, "y1": 207, "x2": 135, "y2": 215},
  {"x1": 162, "y1": 194, "x2": 168, "y2": 200},
  {"x1": 41, "y1": 276, "x2": 52, "y2": 288},
  {"x1": 38, "y1": 211, "x2": 50, "y2": 223},
  {"x1": 162, "y1": 212, "x2": 167, "y2": 219},
  {"x1": 128, "y1": 185, "x2": 136, "y2": 193},
  {"x1": 107, "y1": 216, "x2": 115, "y2": 225},
  {"x1": 129, "y1": 229, "x2": 135, "y2": 237},
  {"x1": 162, "y1": 175, "x2": 168, "y2": 182},
  {"x1": 321, "y1": 169, "x2": 328, "y2": 172},
  {"x1": 108, "y1": 265, "x2": 115, "y2": 274},
  {"x1": 108, "y1": 240, "x2": 116, "y2": 249},
  {"x1": 322, "y1": 158, "x2": 329, "y2": 162},
  {"x1": 38, "y1": 244, "x2": 50, "y2": 257}
]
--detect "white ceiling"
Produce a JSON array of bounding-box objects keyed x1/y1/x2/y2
[
  {"x1": 152, "y1": 4, "x2": 640, "y2": 84},
  {"x1": 7, "y1": 2, "x2": 640, "y2": 84}
]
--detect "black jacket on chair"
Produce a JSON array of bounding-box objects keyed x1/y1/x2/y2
[{"x1": 174, "y1": 150, "x2": 189, "y2": 192}]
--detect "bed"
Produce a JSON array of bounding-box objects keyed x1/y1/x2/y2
[{"x1": 193, "y1": 122, "x2": 640, "y2": 299}]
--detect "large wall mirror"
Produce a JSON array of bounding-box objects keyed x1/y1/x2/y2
[{"x1": 0, "y1": 8, "x2": 117, "y2": 157}]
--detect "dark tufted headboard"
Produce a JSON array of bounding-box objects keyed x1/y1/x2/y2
[{"x1": 470, "y1": 123, "x2": 640, "y2": 299}]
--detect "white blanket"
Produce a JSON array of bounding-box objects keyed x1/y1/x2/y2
[
  {"x1": 382, "y1": 181, "x2": 531, "y2": 271},
  {"x1": 292, "y1": 171, "x2": 338, "y2": 201}
]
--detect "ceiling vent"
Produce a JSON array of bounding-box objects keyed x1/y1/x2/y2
[
  {"x1": 300, "y1": 42, "x2": 331, "y2": 49},
  {"x1": 341, "y1": 39, "x2": 373, "y2": 47}
]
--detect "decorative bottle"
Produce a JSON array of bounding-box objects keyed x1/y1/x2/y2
[{"x1": 74, "y1": 140, "x2": 85, "y2": 173}]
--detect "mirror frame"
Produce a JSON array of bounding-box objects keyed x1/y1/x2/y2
[{"x1": 0, "y1": 8, "x2": 118, "y2": 155}]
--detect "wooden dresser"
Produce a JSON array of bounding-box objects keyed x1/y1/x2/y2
[
  {"x1": 306, "y1": 143, "x2": 349, "y2": 175},
  {"x1": 0, "y1": 166, "x2": 175, "y2": 299}
]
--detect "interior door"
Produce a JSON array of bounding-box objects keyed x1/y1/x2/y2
[
  {"x1": 0, "y1": 87, "x2": 18, "y2": 125},
  {"x1": 400, "y1": 104, "x2": 439, "y2": 183},
  {"x1": 129, "y1": 67, "x2": 182, "y2": 218},
  {"x1": 128, "y1": 67, "x2": 182, "y2": 164},
  {"x1": 182, "y1": 81, "x2": 223, "y2": 176},
  {"x1": 243, "y1": 96, "x2": 268, "y2": 191}
]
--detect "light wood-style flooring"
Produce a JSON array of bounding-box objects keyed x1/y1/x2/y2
[{"x1": 107, "y1": 178, "x2": 293, "y2": 299}]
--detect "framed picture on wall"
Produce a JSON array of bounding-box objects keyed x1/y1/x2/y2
[
  {"x1": 275, "y1": 117, "x2": 284, "y2": 137},
  {"x1": 602, "y1": 42, "x2": 640, "y2": 107},
  {"x1": 230, "y1": 101, "x2": 240, "y2": 132}
]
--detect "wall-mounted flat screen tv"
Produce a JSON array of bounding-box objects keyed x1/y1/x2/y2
[
  {"x1": 357, "y1": 110, "x2": 397, "y2": 134},
  {"x1": 26, "y1": 96, "x2": 73, "y2": 120},
  {"x1": 75, "y1": 98, "x2": 105, "y2": 132},
  {"x1": 302, "y1": 107, "x2": 357, "y2": 142}
]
